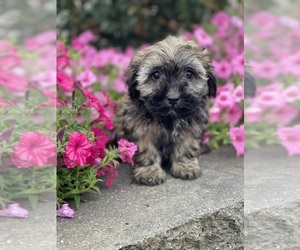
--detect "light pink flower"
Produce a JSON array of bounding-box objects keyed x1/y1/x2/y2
[
  {"x1": 76, "y1": 69, "x2": 97, "y2": 88},
  {"x1": 193, "y1": 26, "x2": 213, "y2": 47},
  {"x1": 117, "y1": 139, "x2": 138, "y2": 165},
  {"x1": 245, "y1": 106, "x2": 262, "y2": 123},
  {"x1": 57, "y1": 72, "x2": 73, "y2": 93},
  {"x1": 0, "y1": 71, "x2": 27, "y2": 92},
  {"x1": 233, "y1": 85, "x2": 244, "y2": 102},
  {"x1": 72, "y1": 30, "x2": 95, "y2": 50},
  {"x1": 251, "y1": 60, "x2": 279, "y2": 79},
  {"x1": 212, "y1": 11, "x2": 230, "y2": 27},
  {"x1": 57, "y1": 204, "x2": 75, "y2": 219},
  {"x1": 64, "y1": 132, "x2": 92, "y2": 168},
  {"x1": 209, "y1": 105, "x2": 221, "y2": 123},
  {"x1": 268, "y1": 104, "x2": 299, "y2": 127},
  {"x1": 0, "y1": 203, "x2": 28, "y2": 218},
  {"x1": 283, "y1": 85, "x2": 300, "y2": 102},
  {"x1": 232, "y1": 53, "x2": 244, "y2": 76},
  {"x1": 212, "y1": 60, "x2": 232, "y2": 79},
  {"x1": 112, "y1": 77, "x2": 127, "y2": 93},
  {"x1": 215, "y1": 91, "x2": 236, "y2": 109},
  {"x1": 224, "y1": 104, "x2": 243, "y2": 126},
  {"x1": 25, "y1": 30, "x2": 56, "y2": 50},
  {"x1": 256, "y1": 90, "x2": 284, "y2": 110},
  {"x1": 229, "y1": 125, "x2": 244, "y2": 157},
  {"x1": 277, "y1": 125, "x2": 300, "y2": 156},
  {"x1": 11, "y1": 132, "x2": 56, "y2": 169}
]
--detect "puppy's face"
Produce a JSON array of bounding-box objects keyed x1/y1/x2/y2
[{"x1": 126, "y1": 36, "x2": 216, "y2": 121}]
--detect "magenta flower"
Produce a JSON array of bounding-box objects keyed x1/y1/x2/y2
[
  {"x1": 72, "y1": 30, "x2": 95, "y2": 50},
  {"x1": 76, "y1": 69, "x2": 97, "y2": 88},
  {"x1": 57, "y1": 204, "x2": 75, "y2": 219},
  {"x1": 97, "y1": 162, "x2": 120, "y2": 188},
  {"x1": 57, "y1": 72, "x2": 73, "y2": 93},
  {"x1": 277, "y1": 125, "x2": 300, "y2": 156},
  {"x1": 11, "y1": 131, "x2": 56, "y2": 169},
  {"x1": 91, "y1": 128, "x2": 109, "y2": 149},
  {"x1": 0, "y1": 203, "x2": 28, "y2": 218},
  {"x1": 229, "y1": 125, "x2": 244, "y2": 157},
  {"x1": 64, "y1": 132, "x2": 92, "y2": 168},
  {"x1": 117, "y1": 139, "x2": 138, "y2": 165},
  {"x1": 212, "y1": 11, "x2": 230, "y2": 27},
  {"x1": 212, "y1": 60, "x2": 232, "y2": 79}
]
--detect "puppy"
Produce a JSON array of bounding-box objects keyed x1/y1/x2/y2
[{"x1": 115, "y1": 36, "x2": 217, "y2": 185}]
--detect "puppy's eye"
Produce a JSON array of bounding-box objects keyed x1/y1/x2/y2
[
  {"x1": 152, "y1": 71, "x2": 160, "y2": 80},
  {"x1": 185, "y1": 69, "x2": 194, "y2": 79}
]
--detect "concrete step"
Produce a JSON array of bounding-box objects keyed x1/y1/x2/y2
[
  {"x1": 57, "y1": 146, "x2": 243, "y2": 250},
  {"x1": 244, "y1": 146, "x2": 300, "y2": 250}
]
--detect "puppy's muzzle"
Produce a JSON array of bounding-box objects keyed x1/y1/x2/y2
[{"x1": 167, "y1": 93, "x2": 180, "y2": 106}]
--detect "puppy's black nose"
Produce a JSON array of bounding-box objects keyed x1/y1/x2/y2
[{"x1": 167, "y1": 94, "x2": 179, "y2": 105}]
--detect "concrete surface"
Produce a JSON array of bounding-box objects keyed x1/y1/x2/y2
[
  {"x1": 0, "y1": 193, "x2": 56, "y2": 250},
  {"x1": 57, "y1": 145, "x2": 243, "y2": 250},
  {"x1": 244, "y1": 145, "x2": 300, "y2": 249}
]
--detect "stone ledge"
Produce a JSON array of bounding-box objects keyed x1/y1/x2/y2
[{"x1": 57, "y1": 146, "x2": 243, "y2": 250}]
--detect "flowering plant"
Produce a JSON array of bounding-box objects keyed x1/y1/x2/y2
[
  {"x1": 185, "y1": 11, "x2": 244, "y2": 156},
  {"x1": 56, "y1": 37, "x2": 138, "y2": 215},
  {"x1": 0, "y1": 32, "x2": 56, "y2": 215},
  {"x1": 245, "y1": 10, "x2": 300, "y2": 156}
]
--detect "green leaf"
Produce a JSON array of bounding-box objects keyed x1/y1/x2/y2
[
  {"x1": 28, "y1": 194, "x2": 39, "y2": 209},
  {"x1": 74, "y1": 194, "x2": 81, "y2": 209}
]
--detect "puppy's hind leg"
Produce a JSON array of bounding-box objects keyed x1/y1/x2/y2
[{"x1": 132, "y1": 140, "x2": 166, "y2": 186}]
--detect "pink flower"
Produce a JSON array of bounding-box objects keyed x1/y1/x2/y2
[
  {"x1": 0, "y1": 71, "x2": 27, "y2": 93},
  {"x1": 0, "y1": 203, "x2": 28, "y2": 218},
  {"x1": 283, "y1": 85, "x2": 300, "y2": 102},
  {"x1": 91, "y1": 128, "x2": 109, "y2": 149},
  {"x1": 268, "y1": 104, "x2": 299, "y2": 127},
  {"x1": 251, "y1": 60, "x2": 279, "y2": 79},
  {"x1": 57, "y1": 72, "x2": 73, "y2": 93},
  {"x1": 112, "y1": 77, "x2": 127, "y2": 93},
  {"x1": 209, "y1": 105, "x2": 221, "y2": 123},
  {"x1": 97, "y1": 162, "x2": 120, "y2": 188},
  {"x1": 117, "y1": 139, "x2": 138, "y2": 165},
  {"x1": 193, "y1": 26, "x2": 213, "y2": 47},
  {"x1": 224, "y1": 104, "x2": 243, "y2": 126},
  {"x1": 11, "y1": 132, "x2": 56, "y2": 169},
  {"x1": 57, "y1": 204, "x2": 75, "y2": 219},
  {"x1": 256, "y1": 90, "x2": 284, "y2": 110},
  {"x1": 233, "y1": 85, "x2": 244, "y2": 102},
  {"x1": 212, "y1": 60, "x2": 232, "y2": 79},
  {"x1": 277, "y1": 125, "x2": 300, "y2": 156},
  {"x1": 215, "y1": 91, "x2": 236, "y2": 109},
  {"x1": 76, "y1": 69, "x2": 97, "y2": 88},
  {"x1": 212, "y1": 11, "x2": 230, "y2": 27},
  {"x1": 72, "y1": 30, "x2": 95, "y2": 50},
  {"x1": 245, "y1": 106, "x2": 262, "y2": 123},
  {"x1": 229, "y1": 125, "x2": 244, "y2": 157},
  {"x1": 232, "y1": 54, "x2": 244, "y2": 76},
  {"x1": 64, "y1": 132, "x2": 92, "y2": 168}
]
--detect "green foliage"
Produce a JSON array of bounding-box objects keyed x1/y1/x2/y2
[{"x1": 57, "y1": 0, "x2": 229, "y2": 49}]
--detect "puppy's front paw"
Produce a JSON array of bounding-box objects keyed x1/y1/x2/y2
[
  {"x1": 171, "y1": 158, "x2": 201, "y2": 180},
  {"x1": 132, "y1": 163, "x2": 166, "y2": 186}
]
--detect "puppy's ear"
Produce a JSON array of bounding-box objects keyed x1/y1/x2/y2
[
  {"x1": 199, "y1": 48, "x2": 217, "y2": 98},
  {"x1": 125, "y1": 55, "x2": 142, "y2": 100},
  {"x1": 207, "y1": 66, "x2": 217, "y2": 98}
]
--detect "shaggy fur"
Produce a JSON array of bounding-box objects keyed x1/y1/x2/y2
[{"x1": 115, "y1": 36, "x2": 217, "y2": 185}]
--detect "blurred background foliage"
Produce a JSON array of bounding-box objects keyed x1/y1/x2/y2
[{"x1": 57, "y1": 0, "x2": 240, "y2": 49}]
